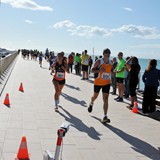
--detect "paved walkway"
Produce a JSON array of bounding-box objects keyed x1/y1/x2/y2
[{"x1": 0, "y1": 55, "x2": 160, "y2": 160}]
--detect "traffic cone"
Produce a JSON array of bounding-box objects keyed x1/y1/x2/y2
[
  {"x1": 19, "y1": 82, "x2": 24, "y2": 92},
  {"x1": 132, "y1": 102, "x2": 138, "y2": 113},
  {"x1": 3, "y1": 93, "x2": 10, "y2": 106},
  {"x1": 15, "y1": 136, "x2": 30, "y2": 160}
]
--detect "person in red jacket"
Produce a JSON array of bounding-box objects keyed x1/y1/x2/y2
[{"x1": 68, "y1": 52, "x2": 74, "y2": 73}]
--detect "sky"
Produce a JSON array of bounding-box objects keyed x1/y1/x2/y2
[{"x1": 0, "y1": 0, "x2": 160, "y2": 59}]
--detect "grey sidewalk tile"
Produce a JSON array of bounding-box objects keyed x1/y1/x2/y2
[
  {"x1": 73, "y1": 137, "x2": 95, "y2": 149},
  {"x1": 38, "y1": 128, "x2": 56, "y2": 139},
  {"x1": 2, "y1": 153, "x2": 17, "y2": 160},
  {"x1": 23, "y1": 111, "x2": 36, "y2": 122},
  {"x1": 3, "y1": 140, "x2": 20, "y2": 152},
  {"x1": 7, "y1": 121, "x2": 23, "y2": 129},
  {"x1": 5, "y1": 129, "x2": 23, "y2": 140},
  {"x1": 37, "y1": 120, "x2": 57, "y2": 128},
  {"x1": 62, "y1": 144, "x2": 83, "y2": 160},
  {"x1": 0, "y1": 122, "x2": 8, "y2": 130},
  {"x1": 23, "y1": 121, "x2": 37, "y2": 130},
  {"x1": 40, "y1": 139, "x2": 56, "y2": 152},
  {"x1": 78, "y1": 149, "x2": 102, "y2": 160},
  {"x1": 0, "y1": 114, "x2": 9, "y2": 122},
  {"x1": 23, "y1": 129, "x2": 40, "y2": 143},
  {"x1": 27, "y1": 142, "x2": 43, "y2": 159},
  {"x1": 9, "y1": 113, "x2": 23, "y2": 121}
]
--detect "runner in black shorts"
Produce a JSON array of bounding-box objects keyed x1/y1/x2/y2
[
  {"x1": 88, "y1": 48, "x2": 112, "y2": 123},
  {"x1": 51, "y1": 52, "x2": 69, "y2": 111}
]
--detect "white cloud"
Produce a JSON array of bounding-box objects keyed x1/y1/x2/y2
[
  {"x1": 111, "y1": 24, "x2": 160, "y2": 39},
  {"x1": 123, "y1": 7, "x2": 133, "y2": 11},
  {"x1": 130, "y1": 43, "x2": 160, "y2": 49},
  {"x1": 52, "y1": 20, "x2": 160, "y2": 39},
  {"x1": 71, "y1": 25, "x2": 111, "y2": 37},
  {"x1": 52, "y1": 20, "x2": 76, "y2": 29},
  {"x1": 25, "y1": 19, "x2": 33, "y2": 24},
  {"x1": 2, "y1": 0, "x2": 53, "y2": 11},
  {"x1": 52, "y1": 20, "x2": 111, "y2": 37}
]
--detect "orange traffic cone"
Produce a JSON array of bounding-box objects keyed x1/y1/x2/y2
[
  {"x1": 3, "y1": 93, "x2": 10, "y2": 106},
  {"x1": 132, "y1": 102, "x2": 138, "y2": 113},
  {"x1": 15, "y1": 136, "x2": 30, "y2": 160},
  {"x1": 19, "y1": 82, "x2": 24, "y2": 92}
]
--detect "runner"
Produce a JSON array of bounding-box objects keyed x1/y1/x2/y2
[
  {"x1": 38, "y1": 52, "x2": 43, "y2": 67},
  {"x1": 88, "y1": 48, "x2": 112, "y2": 123},
  {"x1": 51, "y1": 52, "x2": 69, "y2": 111}
]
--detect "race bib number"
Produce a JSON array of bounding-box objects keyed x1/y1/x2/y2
[
  {"x1": 56, "y1": 72, "x2": 64, "y2": 78},
  {"x1": 102, "y1": 73, "x2": 110, "y2": 80},
  {"x1": 84, "y1": 58, "x2": 89, "y2": 65}
]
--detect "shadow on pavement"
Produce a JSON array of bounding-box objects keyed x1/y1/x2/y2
[
  {"x1": 92, "y1": 116, "x2": 160, "y2": 160},
  {"x1": 61, "y1": 92, "x2": 87, "y2": 107},
  {"x1": 65, "y1": 83, "x2": 81, "y2": 91},
  {"x1": 41, "y1": 66, "x2": 48, "y2": 69},
  {"x1": 58, "y1": 106, "x2": 102, "y2": 140}
]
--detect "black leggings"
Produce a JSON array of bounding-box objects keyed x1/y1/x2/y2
[{"x1": 142, "y1": 86, "x2": 157, "y2": 113}]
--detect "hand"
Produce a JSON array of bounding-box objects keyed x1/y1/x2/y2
[{"x1": 99, "y1": 67, "x2": 105, "y2": 73}]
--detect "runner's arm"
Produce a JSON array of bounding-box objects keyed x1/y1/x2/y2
[{"x1": 91, "y1": 60, "x2": 101, "y2": 73}]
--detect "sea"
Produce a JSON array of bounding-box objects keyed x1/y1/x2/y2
[{"x1": 133, "y1": 58, "x2": 160, "y2": 90}]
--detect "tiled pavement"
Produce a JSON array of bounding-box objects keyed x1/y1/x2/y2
[{"x1": 0, "y1": 55, "x2": 160, "y2": 160}]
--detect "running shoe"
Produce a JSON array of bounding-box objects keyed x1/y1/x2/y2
[
  {"x1": 116, "y1": 97, "x2": 123, "y2": 102},
  {"x1": 101, "y1": 116, "x2": 110, "y2": 123},
  {"x1": 88, "y1": 103, "x2": 93, "y2": 113},
  {"x1": 127, "y1": 105, "x2": 133, "y2": 110},
  {"x1": 114, "y1": 96, "x2": 120, "y2": 100},
  {"x1": 54, "y1": 105, "x2": 58, "y2": 112}
]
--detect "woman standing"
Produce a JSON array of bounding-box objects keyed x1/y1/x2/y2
[
  {"x1": 51, "y1": 52, "x2": 69, "y2": 111},
  {"x1": 142, "y1": 59, "x2": 160, "y2": 114},
  {"x1": 126, "y1": 57, "x2": 141, "y2": 109}
]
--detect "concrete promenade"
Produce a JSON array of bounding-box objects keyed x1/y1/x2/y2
[{"x1": 0, "y1": 55, "x2": 160, "y2": 160}]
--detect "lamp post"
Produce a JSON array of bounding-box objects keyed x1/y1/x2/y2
[{"x1": 92, "y1": 47, "x2": 94, "y2": 61}]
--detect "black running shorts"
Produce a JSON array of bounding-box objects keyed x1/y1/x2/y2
[
  {"x1": 82, "y1": 65, "x2": 89, "y2": 72},
  {"x1": 53, "y1": 79, "x2": 65, "y2": 85},
  {"x1": 116, "y1": 77, "x2": 124, "y2": 83},
  {"x1": 94, "y1": 84, "x2": 110, "y2": 93}
]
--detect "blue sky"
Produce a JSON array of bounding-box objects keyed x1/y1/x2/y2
[{"x1": 0, "y1": 0, "x2": 160, "y2": 59}]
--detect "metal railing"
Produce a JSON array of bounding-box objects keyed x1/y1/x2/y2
[{"x1": 0, "y1": 51, "x2": 18, "y2": 76}]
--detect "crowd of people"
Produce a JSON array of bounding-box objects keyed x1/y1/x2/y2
[{"x1": 20, "y1": 48, "x2": 160, "y2": 121}]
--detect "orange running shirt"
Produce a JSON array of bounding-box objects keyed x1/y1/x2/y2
[{"x1": 94, "y1": 59, "x2": 112, "y2": 86}]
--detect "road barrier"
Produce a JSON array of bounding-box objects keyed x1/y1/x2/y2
[{"x1": 0, "y1": 51, "x2": 18, "y2": 76}]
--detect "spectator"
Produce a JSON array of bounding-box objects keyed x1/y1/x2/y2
[
  {"x1": 124, "y1": 57, "x2": 130, "y2": 98},
  {"x1": 114, "y1": 52, "x2": 126, "y2": 102},
  {"x1": 68, "y1": 52, "x2": 74, "y2": 73},
  {"x1": 111, "y1": 57, "x2": 117, "y2": 95},
  {"x1": 126, "y1": 57, "x2": 141, "y2": 109},
  {"x1": 81, "y1": 50, "x2": 90, "y2": 80},
  {"x1": 142, "y1": 59, "x2": 160, "y2": 113},
  {"x1": 74, "y1": 53, "x2": 81, "y2": 75},
  {"x1": 89, "y1": 56, "x2": 93, "y2": 74}
]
